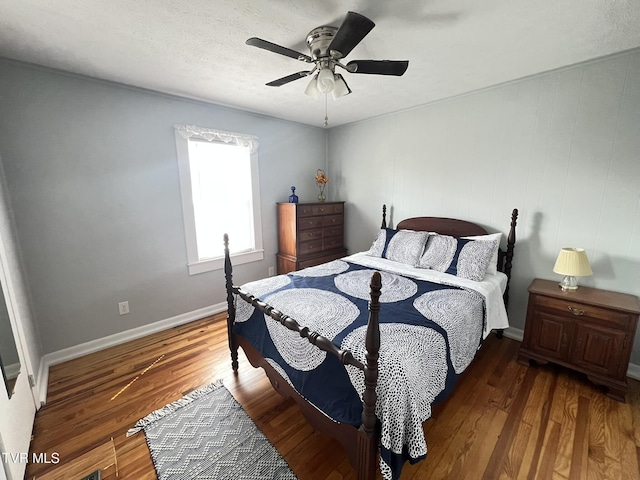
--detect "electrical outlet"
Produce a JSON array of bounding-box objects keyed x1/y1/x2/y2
[
  {"x1": 118, "y1": 301, "x2": 130, "y2": 315},
  {"x1": 268, "y1": 266, "x2": 275, "y2": 277}
]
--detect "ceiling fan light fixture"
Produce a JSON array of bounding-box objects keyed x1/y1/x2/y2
[
  {"x1": 304, "y1": 74, "x2": 321, "y2": 99},
  {"x1": 316, "y1": 67, "x2": 335, "y2": 93},
  {"x1": 247, "y1": 11, "x2": 409, "y2": 100},
  {"x1": 331, "y1": 74, "x2": 351, "y2": 99}
]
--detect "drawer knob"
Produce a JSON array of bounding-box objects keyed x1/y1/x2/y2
[{"x1": 568, "y1": 306, "x2": 585, "y2": 316}]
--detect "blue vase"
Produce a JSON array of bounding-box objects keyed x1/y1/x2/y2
[{"x1": 288, "y1": 186, "x2": 299, "y2": 203}]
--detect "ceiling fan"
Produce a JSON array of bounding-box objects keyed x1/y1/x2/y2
[{"x1": 246, "y1": 11, "x2": 409, "y2": 100}]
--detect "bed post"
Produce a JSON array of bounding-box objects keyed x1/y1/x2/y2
[
  {"x1": 381, "y1": 204, "x2": 387, "y2": 229},
  {"x1": 358, "y1": 271, "x2": 381, "y2": 480},
  {"x1": 223, "y1": 233, "x2": 239, "y2": 372},
  {"x1": 502, "y1": 208, "x2": 519, "y2": 309}
]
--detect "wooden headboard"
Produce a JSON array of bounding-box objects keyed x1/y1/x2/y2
[{"x1": 380, "y1": 204, "x2": 519, "y2": 308}]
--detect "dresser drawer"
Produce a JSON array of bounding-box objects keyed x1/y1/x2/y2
[
  {"x1": 297, "y1": 205, "x2": 317, "y2": 217},
  {"x1": 534, "y1": 295, "x2": 631, "y2": 329},
  {"x1": 323, "y1": 236, "x2": 344, "y2": 250},
  {"x1": 298, "y1": 229, "x2": 323, "y2": 242},
  {"x1": 313, "y1": 204, "x2": 335, "y2": 216},
  {"x1": 298, "y1": 216, "x2": 324, "y2": 230},
  {"x1": 298, "y1": 239, "x2": 323, "y2": 255},
  {"x1": 323, "y1": 226, "x2": 342, "y2": 238},
  {"x1": 297, "y1": 204, "x2": 343, "y2": 217},
  {"x1": 298, "y1": 250, "x2": 346, "y2": 269},
  {"x1": 322, "y1": 214, "x2": 343, "y2": 227},
  {"x1": 330, "y1": 203, "x2": 343, "y2": 214}
]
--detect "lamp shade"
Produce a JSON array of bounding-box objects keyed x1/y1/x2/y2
[
  {"x1": 331, "y1": 74, "x2": 351, "y2": 99},
  {"x1": 553, "y1": 248, "x2": 593, "y2": 277},
  {"x1": 316, "y1": 68, "x2": 335, "y2": 93},
  {"x1": 304, "y1": 74, "x2": 321, "y2": 99}
]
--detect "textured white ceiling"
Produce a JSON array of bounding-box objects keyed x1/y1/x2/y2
[{"x1": 1, "y1": 0, "x2": 640, "y2": 127}]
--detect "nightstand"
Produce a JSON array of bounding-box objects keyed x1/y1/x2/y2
[{"x1": 517, "y1": 278, "x2": 640, "y2": 402}]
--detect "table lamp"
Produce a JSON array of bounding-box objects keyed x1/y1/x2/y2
[{"x1": 553, "y1": 247, "x2": 593, "y2": 291}]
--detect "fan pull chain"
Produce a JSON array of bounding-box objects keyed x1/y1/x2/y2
[{"x1": 324, "y1": 94, "x2": 329, "y2": 127}]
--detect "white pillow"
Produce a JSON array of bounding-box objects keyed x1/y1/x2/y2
[
  {"x1": 367, "y1": 228, "x2": 430, "y2": 266},
  {"x1": 368, "y1": 229, "x2": 387, "y2": 257},
  {"x1": 463, "y1": 232, "x2": 502, "y2": 275},
  {"x1": 385, "y1": 230, "x2": 430, "y2": 265},
  {"x1": 417, "y1": 234, "x2": 498, "y2": 281}
]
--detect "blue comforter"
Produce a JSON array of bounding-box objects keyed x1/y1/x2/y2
[{"x1": 233, "y1": 259, "x2": 486, "y2": 479}]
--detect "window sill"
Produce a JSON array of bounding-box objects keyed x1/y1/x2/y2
[{"x1": 187, "y1": 249, "x2": 265, "y2": 275}]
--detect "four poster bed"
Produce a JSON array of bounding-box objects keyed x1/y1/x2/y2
[{"x1": 224, "y1": 205, "x2": 518, "y2": 480}]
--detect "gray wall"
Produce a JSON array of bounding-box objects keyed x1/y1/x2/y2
[
  {"x1": 329, "y1": 49, "x2": 640, "y2": 363},
  {"x1": 0, "y1": 59, "x2": 327, "y2": 354}
]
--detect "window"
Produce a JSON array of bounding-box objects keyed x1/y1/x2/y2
[{"x1": 174, "y1": 124, "x2": 263, "y2": 275}]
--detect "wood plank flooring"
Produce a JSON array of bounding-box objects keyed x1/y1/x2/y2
[{"x1": 26, "y1": 313, "x2": 640, "y2": 479}]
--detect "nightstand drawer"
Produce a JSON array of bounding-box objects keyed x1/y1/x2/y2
[{"x1": 534, "y1": 295, "x2": 630, "y2": 328}]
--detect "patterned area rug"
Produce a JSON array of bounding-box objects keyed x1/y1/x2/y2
[{"x1": 127, "y1": 380, "x2": 298, "y2": 480}]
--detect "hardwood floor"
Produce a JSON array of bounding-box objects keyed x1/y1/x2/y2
[{"x1": 26, "y1": 313, "x2": 640, "y2": 479}]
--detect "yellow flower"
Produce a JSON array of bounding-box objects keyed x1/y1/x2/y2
[{"x1": 316, "y1": 169, "x2": 329, "y2": 186}]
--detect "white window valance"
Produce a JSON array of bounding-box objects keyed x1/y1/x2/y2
[{"x1": 174, "y1": 124, "x2": 259, "y2": 152}]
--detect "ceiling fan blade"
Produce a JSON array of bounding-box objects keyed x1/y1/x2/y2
[
  {"x1": 346, "y1": 60, "x2": 409, "y2": 76},
  {"x1": 266, "y1": 71, "x2": 312, "y2": 87},
  {"x1": 328, "y1": 11, "x2": 375, "y2": 59},
  {"x1": 246, "y1": 37, "x2": 312, "y2": 63}
]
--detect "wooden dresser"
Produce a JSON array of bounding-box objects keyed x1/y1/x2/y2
[
  {"x1": 517, "y1": 278, "x2": 640, "y2": 402},
  {"x1": 276, "y1": 202, "x2": 347, "y2": 274}
]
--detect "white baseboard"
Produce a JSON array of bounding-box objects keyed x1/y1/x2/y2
[
  {"x1": 3, "y1": 362, "x2": 20, "y2": 380},
  {"x1": 627, "y1": 363, "x2": 640, "y2": 381},
  {"x1": 36, "y1": 302, "x2": 227, "y2": 406},
  {"x1": 499, "y1": 326, "x2": 640, "y2": 381},
  {"x1": 502, "y1": 326, "x2": 524, "y2": 342}
]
